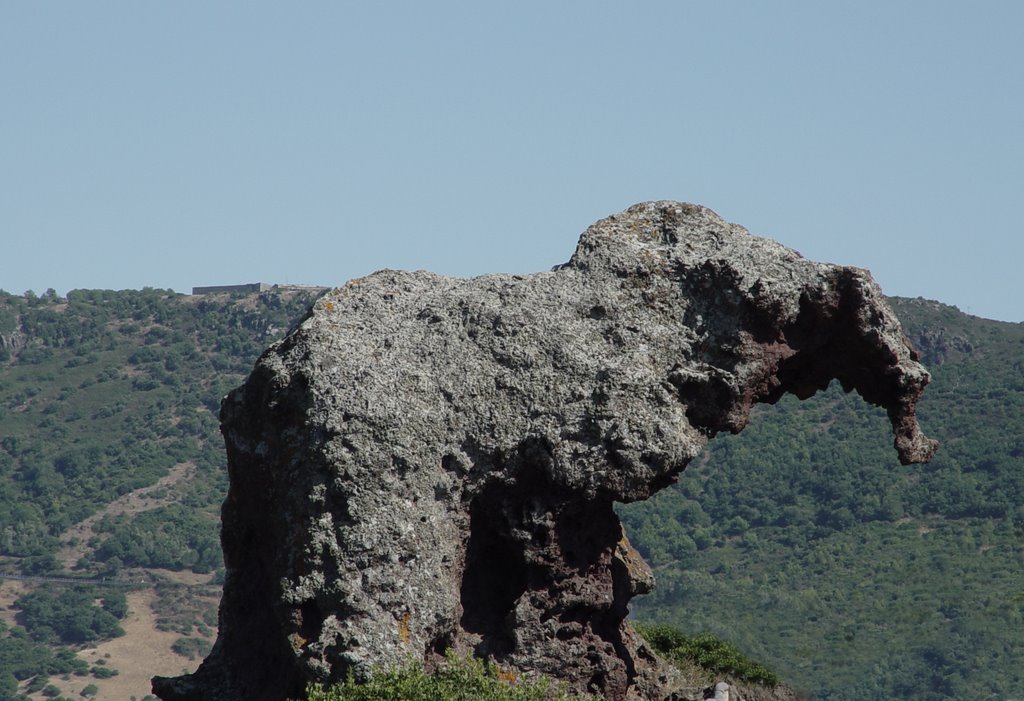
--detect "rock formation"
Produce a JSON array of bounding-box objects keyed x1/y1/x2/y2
[{"x1": 154, "y1": 201, "x2": 937, "y2": 701}]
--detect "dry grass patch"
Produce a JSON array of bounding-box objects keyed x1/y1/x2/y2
[{"x1": 25, "y1": 589, "x2": 199, "y2": 701}]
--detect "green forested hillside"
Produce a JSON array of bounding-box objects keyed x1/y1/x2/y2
[
  {"x1": 0, "y1": 287, "x2": 321, "y2": 566},
  {"x1": 0, "y1": 286, "x2": 323, "y2": 699},
  {"x1": 619, "y1": 297, "x2": 1024, "y2": 699},
  {"x1": 0, "y1": 289, "x2": 1021, "y2": 700}
]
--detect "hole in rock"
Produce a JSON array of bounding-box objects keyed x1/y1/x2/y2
[{"x1": 459, "y1": 489, "x2": 529, "y2": 657}]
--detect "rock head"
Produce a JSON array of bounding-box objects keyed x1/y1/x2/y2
[{"x1": 154, "y1": 202, "x2": 936, "y2": 701}]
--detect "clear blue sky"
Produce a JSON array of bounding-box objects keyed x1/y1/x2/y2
[{"x1": 2, "y1": 2, "x2": 1021, "y2": 321}]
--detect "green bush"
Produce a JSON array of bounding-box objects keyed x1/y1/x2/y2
[
  {"x1": 14, "y1": 587, "x2": 124, "y2": 645},
  {"x1": 26, "y1": 674, "x2": 50, "y2": 692},
  {"x1": 637, "y1": 624, "x2": 779, "y2": 687},
  {"x1": 171, "y1": 637, "x2": 211, "y2": 661},
  {"x1": 304, "y1": 653, "x2": 598, "y2": 701}
]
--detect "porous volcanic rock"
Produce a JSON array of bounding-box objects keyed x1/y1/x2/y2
[{"x1": 154, "y1": 202, "x2": 936, "y2": 701}]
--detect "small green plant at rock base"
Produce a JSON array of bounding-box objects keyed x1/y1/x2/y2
[
  {"x1": 303, "y1": 652, "x2": 599, "y2": 701},
  {"x1": 636, "y1": 623, "x2": 780, "y2": 688}
]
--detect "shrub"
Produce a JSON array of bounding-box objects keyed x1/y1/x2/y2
[
  {"x1": 171, "y1": 636, "x2": 211, "y2": 660},
  {"x1": 15, "y1": 587, "x2": 125, "y2": 644},
  {"x1": 304, "y1": 653, "x2": 598, "y2": 701},
  {"x1": 636, "y1": 623, "x2": 779, "y2": 687},
  {"x1": 26, "y1": 674, "x2": 49, "y2": 692}
]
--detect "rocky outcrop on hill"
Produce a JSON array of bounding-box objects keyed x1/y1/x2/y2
[
  {"x1": 0, "y1": 323, "x2": 27, "y2": 359},
  {"x1": 153, "y1": 202, "x2": 936, "y2": 701}
]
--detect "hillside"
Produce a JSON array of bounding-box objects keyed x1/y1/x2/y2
[
  {"x1": 0, "y1": 288, "x2": 1020, "y2": 700},
  {"x1": 0, "y1": 287, "x2": 324, "y2": 701}
]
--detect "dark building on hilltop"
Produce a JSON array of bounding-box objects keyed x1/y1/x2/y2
[
  {"x1": 191, "y1": 283, "x2": 271, "y2": 295},
  {"x1": 191, "y1": 283, "x2": 328, "y2": 296}
]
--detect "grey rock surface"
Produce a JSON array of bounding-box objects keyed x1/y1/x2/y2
[{"x1": 154, "y1": 201, "x2": 936, "y2": 701}]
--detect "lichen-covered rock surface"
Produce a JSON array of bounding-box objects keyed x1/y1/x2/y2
[{"x1": 154, "y1": 202, "x2": 936, "y2": 701}]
